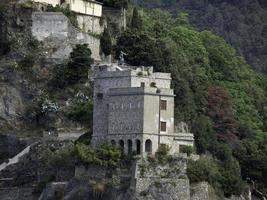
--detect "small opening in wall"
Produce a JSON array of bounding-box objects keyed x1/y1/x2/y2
[
  {"x1": 111, "y1": 140, "x2": 116, "y2": 146},
  {"x1": 150, "y1": 82, "x2": 156, "y2": 88},
  {"x1": 128, "y1": 140, "x2": 133, "y2": 154},
  {"x1": 97, "y1": 93, "x2": 103, "y2": 99},
  {"x1": 145, "y1": 139, "x2": 152, "y2": 154},
  {"x1": 141, "y1": 82, "x2": 145, "y2": 87},
  {"x1": 119, "y1": 140, "x2": 124, "y2": 150},
  {"x1": 160, "y1": 100, "x2": 167, "y2": 110},
  {"x1": 160, "y1": 121, "x2": 167, "y2": 132},
  {"x1": 136, "y1": 139, "x2": 141, "y2": 155}
]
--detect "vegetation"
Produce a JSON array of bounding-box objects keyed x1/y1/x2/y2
[
  {"x1": 98, "y1": 0, "x2": 129, "y2": 9},
  {"x1": 76, "y1": 143, "x2": 122, "y2": 168},
  {"x1": 115, "y1": 8, "x2": 267, "y2": 197},
  {"x1": 66, "y1": 99, "x2": 93, "y2": 127},
  {"x1": 134, "y1": 0, "x2": 267, "y2": 74},
  {"x1": 180, "y1": 145, "x2": 193, "y2": 156},
  {"x1": 50, "y1": 44, "x2": 93, "y2": 87},
  {"x1": 100, "y1": 27, "x2": 112, "y2": 56},
  {"x1": 155, "y1": 144, "x2": 171, "y2": 164},
  {"x1": 188, "y1": 157, "x2": 244, "y2": 198},
  {"x1": 46, "y1": 5, "x2": 78, "y2": 28},
  {"x1": 131, "y1": 7, "x2": 142, "y2": 30}
]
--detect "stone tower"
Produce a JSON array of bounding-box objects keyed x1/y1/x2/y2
[{"x1": 92, "y1": 64, "x2": 194, "y2": 155}]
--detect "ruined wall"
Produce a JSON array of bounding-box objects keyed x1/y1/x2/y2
[{"x1": 31, "y1": 12, "x2": 100, "y2": 60}]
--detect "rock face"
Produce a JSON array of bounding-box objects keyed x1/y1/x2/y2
[{"x1": 31, "y1": 12, "x2": 101, "y2": 61}]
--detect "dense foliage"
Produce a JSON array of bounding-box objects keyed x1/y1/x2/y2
[
  {"x1": 100, "y1": 27, "x2": 112, "y2": 56},
  {"x1": 50, "y1": 44, "x2": 93, "y2": 87},
  {"x1": 98, "y1": 0, "x2": 129, "y2": 9},
  {"x1": 76, "y1": 143, "x2": 122, "y2": 168},
  {"x1": 66, "y1": 99, "x2": 93, "y2": 127},
  {"x1": 133, "y1": 0, "x2": 267, "y2": 74},
  {"x1": 116, "y1": 8, "x2": 267, "y2": 197}
]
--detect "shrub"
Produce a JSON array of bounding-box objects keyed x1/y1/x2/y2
[
  {"x1": 75, "y1": 143, "x2": 122, "y2": 168},
  {"x1": 18, "y1": 54, "x2": 35, "y2": 71},
  {"x1": 66, "y1": 99, "x2": 93, "y2": 127},
  {"x1": 155, "y1": 144, "x2": 171, "y2": 163},
  {"x1": 180, "y1": 145, "x2": 193, "y2": 156},
  {"x1": 187, "y1": 157, "x2": 244, "y2": 197},
  {"x1": 21, "y1": 0, "x2": 34, "y2": 9},
  {"x1": 49, "y1": 44, "x2": 93, "y2": 87}
]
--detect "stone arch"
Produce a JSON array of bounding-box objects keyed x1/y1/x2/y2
[
  {"x1": 111, "y1": 140, "x2": 116, "y2": 146},
  {"x1": 119, "y1": 140, "x2": 124, "y2": 151},
  {"x1": 145, "y1": 139, "x2": 152, "y2": 154},
  {"x1": 136, "y1": 139, "x2": 141, "y2": 155},
  {"x1": 128, "y1": 139, "x2": 133, "y2": 154}
]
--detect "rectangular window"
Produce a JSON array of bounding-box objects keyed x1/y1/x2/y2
[
  {"x1": 160, "y1": 100, "x2": 167, "y2": 110},
  {"x1": 141, "y1": 82, "x2": 145, "y2": 87},
  {"x1": 160, "y1": 121, "x2": 167, "y2": 132}
]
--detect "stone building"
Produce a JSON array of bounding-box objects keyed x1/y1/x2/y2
[
  {"x1": 92, "y1": 64, "x2": 194, "y2": 155},
  {"x1": 32, "y1": 0, "x2": 103, "y2": 34}
]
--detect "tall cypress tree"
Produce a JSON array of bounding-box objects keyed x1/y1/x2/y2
[
  {"x1": 131, "y1": 7, "x2": 142, "y2": 30},
  {"x1": 100, "y1": 27, "x2": 112, "y2": 56}
]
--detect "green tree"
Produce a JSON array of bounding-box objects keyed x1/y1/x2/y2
[
  {"x1": 131, "y1": 7, "x2": 142, "y2": 30},
  {"x1": 67, "y1": 44, "x2": 94, "y2": 83},
  {"x1": 100, "y1": 27, "x2": 112, "y2": 56}
]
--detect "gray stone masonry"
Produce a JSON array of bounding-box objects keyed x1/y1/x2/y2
[
  {"x1": 92, "y1": 64, "x2": 194, "y2": 155},
  {"x1": 32, "y1": 12, "x2": 101, "y2": 61}
]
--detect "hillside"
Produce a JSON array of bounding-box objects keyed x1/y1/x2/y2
[
  {"x1": 118, "y1": 7, "x2": 267, "y2": 196},
  {"x1": 133, "y1": 0, "x2": 267, "y2": 74},
  {"x1": 0, "y1": 0, "x2": 267, "y2": 199}
]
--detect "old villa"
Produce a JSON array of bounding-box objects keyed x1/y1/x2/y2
[{"x1": 92, "y1": 64, "x2": 194, "y2": 155}]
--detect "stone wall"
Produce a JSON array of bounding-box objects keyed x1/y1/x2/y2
[
  {"x1": 76, "y1": 14, "x2": 104, "y2": 34},
  {"x1": 31, "y1": 12, "x2": 101, "y2": 61},
  {"x1": 134, "y1": 157, "x2": 190, "y2": 200}
]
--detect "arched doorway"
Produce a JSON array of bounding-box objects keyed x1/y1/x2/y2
[
  {"x1": 119, "y1": 140, "x2": 124, "y2": 151},
  {"x1": 128, "y1": 140, "x2": 133, "y2": 154},
  {"x1": 136, "y1": 139, "x2": 141, "y2": 155},
  {"x1": 111, "y1": 140, "x2": 116, "y2": 146},
  {"x1": 145, "y1": 139, "x2": 152, "y2": 154}
]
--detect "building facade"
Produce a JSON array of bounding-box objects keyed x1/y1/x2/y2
[
  {"x1": 32, "y1": 0, "x2": 102, "y2": 16},
  {"x1": 32, "y1": 0, "x2": 103, "y2": 34},
  {"x1": 92, "y1": 64, "x2": 194, "y2": 155}
]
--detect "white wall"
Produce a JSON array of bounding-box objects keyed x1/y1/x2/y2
[
  {"x1": 68, "y1": 0, "x2": 102, "y2": 17},
  {"x1": 32, "y1": 0, "x2": 102, "y2": 17},
  {"x1": 33, "y1": 0, "x2": 60, "y2": 7}
]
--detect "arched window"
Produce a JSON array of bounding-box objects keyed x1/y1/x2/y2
[
  {"x1": 128, "y1": 140, "x2": 133, "y2": 154},
  {"x1": 119, "y1": 140, "x2": 124, "y2": 151},
  {"x1": 111, "y1": 140, "x2": 116, "y2": 146},
  {"x1": 136, "y1": 139, "x2": 141, "y2": 155},
  {"x1": 145, "y1": 139, "x2": 152, "y2": 154}
]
